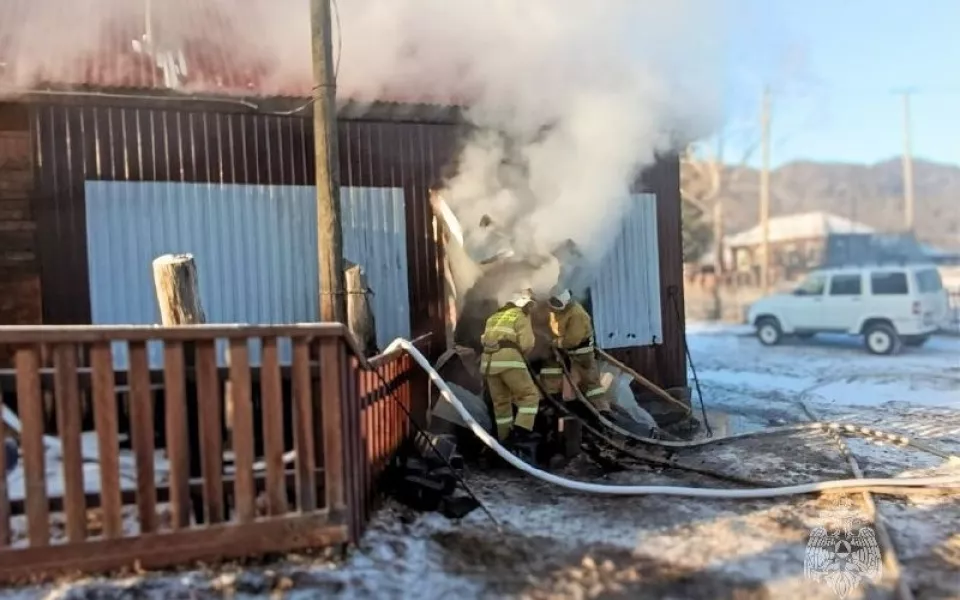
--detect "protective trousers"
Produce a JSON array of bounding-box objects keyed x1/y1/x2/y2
[
  {"x1": 543, "y1": 351, "x2": 611, "y2": 412},
  {"x1": 538, "y1": 360, "x2": 565, "y2": 396},
  {"x1": 484, "y1": 367, "x2": 541, "y2": 440}
]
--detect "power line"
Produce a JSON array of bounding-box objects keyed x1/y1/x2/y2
[{"x1": 795, "y1": 83, "x2": 960, "y2": 98}]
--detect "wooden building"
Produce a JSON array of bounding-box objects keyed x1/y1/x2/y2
[{"x1": 0, "y1": 39, "x2": 687, "y2": 393}]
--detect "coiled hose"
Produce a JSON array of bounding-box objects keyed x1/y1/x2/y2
[{"x1": 384, "y1": 339, "x2": 960, "y2": 498}]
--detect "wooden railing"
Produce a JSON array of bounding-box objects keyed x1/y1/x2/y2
[{"x1": 0, "y1": 324, "x2": 427, "y2": 583}]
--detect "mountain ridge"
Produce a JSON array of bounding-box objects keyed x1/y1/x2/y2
[{"x1": 707, "y1": 157, "x2": 959, "y2": 249}]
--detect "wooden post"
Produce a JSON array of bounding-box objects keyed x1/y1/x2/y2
[
  {"x1": 344, "y1": 260, "x2": 378, "y2": 356},
  {"x1": 311, "y1": 0, "x2": 347, "y2": 323},
  {"x1": 152, "y1": 254, "x2": 206, "y2": 325},
  {"x1": 152, "y1": 253, "x2": 210, "y2": 523}
]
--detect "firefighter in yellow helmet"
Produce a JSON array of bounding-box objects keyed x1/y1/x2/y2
[
  {"x1": 479, "y1": 291, "x2": 541, "y2": 460},
  {"x1": 540, "y1": 289, "x2": 613, "y2": 417}
]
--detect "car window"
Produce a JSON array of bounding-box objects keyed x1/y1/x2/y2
[
  {"x1": 795, "y1": 273, "x2": 826, "y2": 296},
  {"x1": 915, "y1": 269, "x2": 943, "y2": 293},
  {"x1": 870, "y1": 271, "x2": 909, "y2": 295},
  {"x1": 829, "y1": 274, "x2": 862, "y2": 296}
]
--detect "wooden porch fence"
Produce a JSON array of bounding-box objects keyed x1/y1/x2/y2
[{"x1": 0, "y1": 324, "x2": 427, "y2": 583}]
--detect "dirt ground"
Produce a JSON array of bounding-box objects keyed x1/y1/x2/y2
[{"x1": 3, "y1": 327, "x2": 958, "y2": 599}]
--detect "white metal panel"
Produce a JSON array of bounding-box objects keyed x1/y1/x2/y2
[
  {"x1": 85, "y1": 182, "x2": 409, "y2": 368},
  {"x1": 590, "y1": 193, "x2": 663, "y2": 348},
  {"x1": 340, "y1": 186, "x2": 411, "y2": 349}
]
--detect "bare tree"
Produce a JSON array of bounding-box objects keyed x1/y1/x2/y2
[{"x1": 680, "y1": 133, "x2": 759, "y2": 274}]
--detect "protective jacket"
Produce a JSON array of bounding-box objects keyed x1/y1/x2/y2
[
  {"x1": 479, "y1": 305, "x2": 535, "y2": 374},
  {"x1": 543, "y1": 300, "x2": 609, "y2": 411},
  {"x1": 549, "y1": 301, "x2": 595, "y2": 355}
]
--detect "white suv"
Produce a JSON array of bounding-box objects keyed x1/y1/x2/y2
[{"x1": 747, "y1": 264, "x2": 950, "y2": 355}]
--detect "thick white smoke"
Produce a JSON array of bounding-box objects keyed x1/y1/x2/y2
[
  {"x1": 2, "y1": 0, "x2": 737, "y2": 299},
  {"x1": 332, "y1": 1, "x2": 731, "y2": 269}
]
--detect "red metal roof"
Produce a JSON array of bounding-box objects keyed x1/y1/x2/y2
[{"x1": 0, "y1": 0, "x2": 464, "y2": 104}]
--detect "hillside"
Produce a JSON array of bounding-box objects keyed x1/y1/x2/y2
[{"x1": 705, "y1": 158, "x2": 960, "y2": 249}]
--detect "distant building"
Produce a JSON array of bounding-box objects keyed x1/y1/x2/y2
[{"x1": 724, "y1": 211, "x2": 875, "y2": 281}]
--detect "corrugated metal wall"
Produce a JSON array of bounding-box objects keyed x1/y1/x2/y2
[
  {"x1": 340, "y1": 186, "x2": 411, "y2": 348},
  {"x1": 85, "y1": 181, "x2": 409, "y2": 367},
  {"x1": 23, "y1": 97, "x2": 685, "y2": 387},
  {"x1": 30, "y1": 99, "x2": 461, "y2": 357},
  {"x1": 591, "y1": 193, "x2": 662, "y2": 348}
]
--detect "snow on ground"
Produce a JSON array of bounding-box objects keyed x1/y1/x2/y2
[{"x1": 2, "y1": 325, "x2": 958, "y2": 599}]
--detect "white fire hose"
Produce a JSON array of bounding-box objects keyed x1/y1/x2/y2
[{"x1": 383, "y1": 339, "x2": 960, "y2": 498}]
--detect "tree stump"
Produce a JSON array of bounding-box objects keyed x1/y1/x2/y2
[
  {"x1": 152, "y1": 254, "x2": 206, "y2": 325},
  {"x1": 344, "y1": 260, "x2": 378, "y2": 356}
]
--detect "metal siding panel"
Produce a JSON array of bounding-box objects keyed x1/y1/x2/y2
[
  {"x1": 341, "y1": 186, "x2": 412, "y2": 349},
  {"x1": 85, "y1": 182, "x2": 410, "y2": 367},
  {"x1": 591, "y1": 193, "x2": 662, "y2": 349}
]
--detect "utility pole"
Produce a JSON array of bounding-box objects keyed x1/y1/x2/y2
[
  {"x1": 711, "y1": 135, "x2": 725, "y2": 275},
  {"x1": 900, "y1": 91, "x2": 916, "y2": 232},
  {"x1": 311, "y1": 0, "x2": 346, "y2": 323},
  {"x1": 759, "y1": 87, "x2": 772, "y2": 293}
]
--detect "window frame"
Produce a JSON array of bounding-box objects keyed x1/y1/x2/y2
[
  {"x1": 828, "y1": 273, "x2": 863, "y2": 296},
  {"x1": 914, "y1": 269, "x2": 943, "y2": 293},
  {"x1": 794, "y1": 272, "x2": 828, "y2": 297},
  {"x1": 869, "y1": 271, "x2": 910, "y2": 296}
]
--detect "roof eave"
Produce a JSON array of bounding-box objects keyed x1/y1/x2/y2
[{"x1": 0, "y1": 85, "x2": 469, "y2": 124}]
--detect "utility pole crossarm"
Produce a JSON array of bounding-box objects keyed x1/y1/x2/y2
[{"x1": 312, "y1": 0, "x2": 346, "y2": 323}]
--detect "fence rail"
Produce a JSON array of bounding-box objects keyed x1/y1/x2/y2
[{"x1": 0, "y1": 324, "x2": 425, "y2": 583}]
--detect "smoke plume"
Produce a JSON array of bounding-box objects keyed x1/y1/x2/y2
[
  {"x1": 332, "y1": 0, "x2": 734, "y2": 296},
  {"x1": 332, "y1": 0, "x2": 734, "y2": 295},
  {"x1": 2, "y1": 0, "x2": 737, "y2": 298}
]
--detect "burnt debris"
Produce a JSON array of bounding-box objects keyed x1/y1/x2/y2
[{"x1": 386, "y1": 432, "x2": 480, "y2": 520}]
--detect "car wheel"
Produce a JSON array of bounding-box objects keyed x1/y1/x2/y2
[
  {"x1": 864, "y1": 323, "x2": 901, "y2": 356},
  {"x1": 756, "y1": 318, "x2": 783, "y2": 346},
  {"x1": 902, "y1": 335, "x2": 930, "y2": 348}
]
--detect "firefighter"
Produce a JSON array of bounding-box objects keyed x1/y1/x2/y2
[
  {"x1": 541, "y1": 289, "x2": 613, "y2": 417},
  {"x1": 479, "y1": 291, "x2": 541, "y2": 460}
]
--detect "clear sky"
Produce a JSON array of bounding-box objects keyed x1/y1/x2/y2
[{"x1": 718, "y1": 0, "x2": 960, "y2": 168}]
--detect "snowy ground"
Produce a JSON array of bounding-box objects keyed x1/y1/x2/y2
[{"x1": 3, "y1": 325, "x2": 958, "y2": 599}]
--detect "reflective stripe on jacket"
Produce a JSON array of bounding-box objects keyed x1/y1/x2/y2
[
  {"x1": 549, "y1": 301, "x2": 595, "y2": 354},
  {"x1": 480, "y1": 306, "x2": 535, "y2": 374}
]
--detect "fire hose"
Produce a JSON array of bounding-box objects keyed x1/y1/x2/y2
[
  {"x1": 383, "y1": 339, "x2": 960, "y2": 498},
  {"x1": 553, "y1": 349, "x2": 958, "y2": 461}
]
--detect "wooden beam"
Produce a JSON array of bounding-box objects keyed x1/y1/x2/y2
[
  {"x1": 0, "y1": 514, "x2": 345, "y2": 584},
  {"x1": 0, "y1": 324, "x2": 360, "y2": 353}
]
